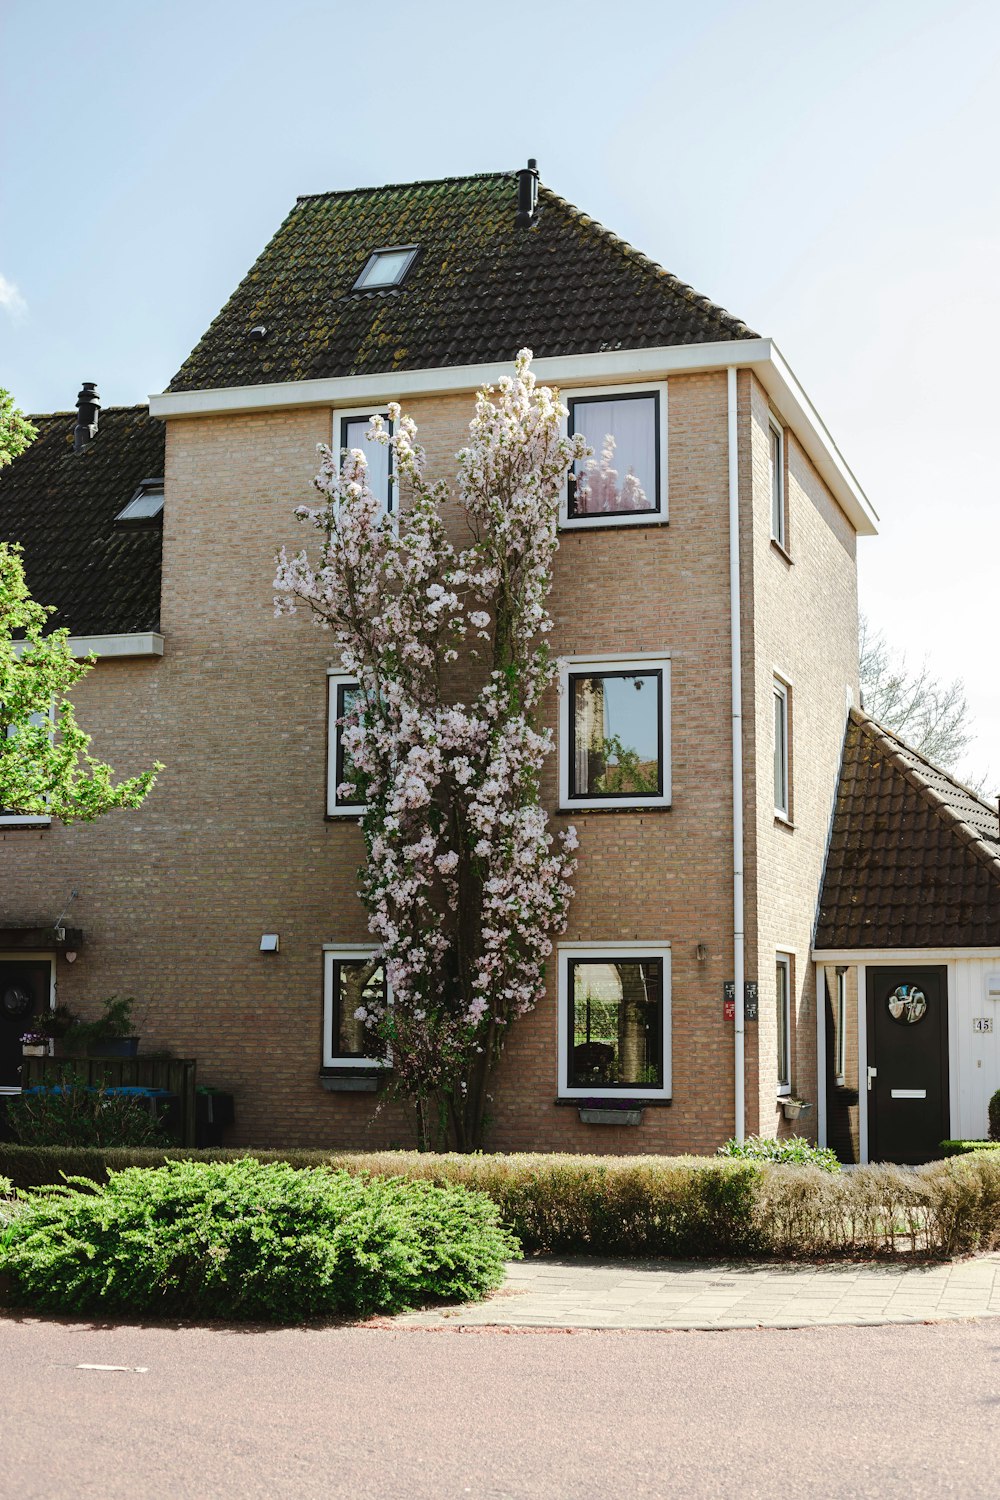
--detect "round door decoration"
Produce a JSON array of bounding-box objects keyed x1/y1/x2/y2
[
  {"x1": 887, "y1": 984, "x2": 927, "y2": 1024},
  {"x1": 2, "y1": 984, "x2": 34, "y2": 1020}
]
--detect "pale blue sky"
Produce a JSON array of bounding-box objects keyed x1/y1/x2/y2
[{"x1": 2, "y1": 0, "x2": 999, "y2": 780}]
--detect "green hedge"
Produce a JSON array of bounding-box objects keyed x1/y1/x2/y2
[
  {"x1": 940, "y1": 1140, "x2": 1000, "y2": 1156},
  {"x1": 0, "y1": 1158, "x2": 515, "y2": 1321},
  {"x1": 3, "y1": 1145, "x2": 1000, "y2": 1259}
]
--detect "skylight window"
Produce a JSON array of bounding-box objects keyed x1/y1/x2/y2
[
  {"x1": 353, "y1": 245, "x2": 418, "y2": 291},
  {"x1": 116, "y1": 479, "x2": 164, "y2": 524}
]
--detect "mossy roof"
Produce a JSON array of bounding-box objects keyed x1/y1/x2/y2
[
  {"x1": 169, "y1": 170, "x2": 757, "y2": 392},
  {"x1": 816, "y1": 709, "x2": 1000, "y2": 949},
  {"x1": 0, "y1": 406, "x2": 164, "y2": 636}
]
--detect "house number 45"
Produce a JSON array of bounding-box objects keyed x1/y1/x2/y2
[{"x1": 973, "y1": 1017, "x2": 994, "y2": 1033}]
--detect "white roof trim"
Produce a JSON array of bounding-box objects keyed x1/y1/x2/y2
[
  {"x1": 13, "y1": 632, "x2": 164, "y2": 660},
  {"x1": 149, "y1": 338, "x2": 877, "y2": 536}
]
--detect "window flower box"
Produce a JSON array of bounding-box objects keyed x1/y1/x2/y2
[
  {"x1": 578, "y1": 1101, "x2": 644, "y2": 1126},
  {"x1": 781, "y1": 1097, "x2": 812, "y2": 1122}
]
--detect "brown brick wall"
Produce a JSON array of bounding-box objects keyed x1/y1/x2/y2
[{"x1": 1, "y1": 369, "x2": 859, "y2": 1154}]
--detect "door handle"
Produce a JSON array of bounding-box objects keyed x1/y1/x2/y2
[{"x1": 867, "y1": 1066, "x2": 877, "y2": 1091}]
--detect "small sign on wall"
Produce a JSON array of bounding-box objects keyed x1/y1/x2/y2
[
  {"x1": 724, "y1": 982, "x2": 758, "y2": 1021},
  {"x1": 974, "y1": 1017, "x2": 994, "y2": 1034}
]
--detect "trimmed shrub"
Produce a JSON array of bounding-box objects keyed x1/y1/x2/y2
[
  {"x1": 1, "y1": 1146, "x2": 998, "y2": 1261},
  {"x1": 990, "y1": 1090, "x2": 1000, "y2": 1142},
  {"x1": 717, "y1": 1134, "x2": 840, "y2": 1173},
  {"x1": 0, "y1": 1158, "x2": 516, "y2": 1321},
  {"x1": 4, "y1": 1080, "x2": 166, "y2": 1149},
  {"x1": 940, "y1": 1140, "x2": 1000, "y2": 1157}
]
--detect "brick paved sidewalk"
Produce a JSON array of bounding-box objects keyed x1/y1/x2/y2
[{"x1": 394, "y1": 1253, "x2": 1000, "y2": 1330}]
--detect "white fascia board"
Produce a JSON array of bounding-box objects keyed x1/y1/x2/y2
[
  {"x1": 13, "y1": 632, "x2": 164, "y2": 660},
  {"x1": 813, "y1": 947, "x2": 1000, "y2": 962},
  {"x1": 148, "y1": 335, "x2": 877, "y2": 536}
]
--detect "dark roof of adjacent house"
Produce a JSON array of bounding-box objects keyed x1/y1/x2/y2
[
  {"x1": 0, "y1": 405, "x2": 164, "y2": 636},
  {"x1": 816, "y1": 708, "x2": 1000, "y2": 949},
  {"x1": 169, "y1": 169, "x2": 758, "y2": 392}
]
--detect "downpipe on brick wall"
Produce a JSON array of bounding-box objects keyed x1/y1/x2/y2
[{"x1": 727, "y1": 367, "x2": 746, "y2": 1142}]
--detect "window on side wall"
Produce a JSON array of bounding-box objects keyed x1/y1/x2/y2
[
  {"x1": 835, "y1": 968, "x2": 847, "y2": 1086},
  {"x1": 768, "y1": 418, "x2": 785, "y2": 548},
  {"x1": 0, "y1": 707, "x2": 53, "y2": 827},
  {"x1": 336, "y1": 408, "x2": 394, "y2": 515},
  {"x1": 558, "y1": 944, "x2": 672, "y2": 1100},
  {"x1": 559, "y1": 656, "x2": 671, "y2": 811},
  {"x1": 776, "y1": 952, "x2": 792, "y2": 1095},
  {"x1": 322, "y1": 947, "x2": 390, "y2": 1068},
  {"x1": 327, "y1": 672, "x2": 366, "y2": 817},
  {"x1": 773, "y1": 678, "x2": 790, "y2": 820},
  {"x1": 564, "y1": 385, "x2": 666, "y2": 527}
]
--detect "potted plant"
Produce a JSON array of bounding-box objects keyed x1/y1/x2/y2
[
  {"x1": 20, "y1": 1030, "x2": 49, "y2": 1058},
  {"x1": 86, "y1": 996, "x2": 142, "y2": 1058},
  {"x1": 32, "y1": 1003, "x2": 84, "y2": 1056},
  {"x1": 781, "y1": 1096, "x2": 812, "y2": 1122}
]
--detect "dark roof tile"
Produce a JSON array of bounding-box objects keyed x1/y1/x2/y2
[
  {"x1": 816, "y1": 708, "x2": 1000, "y2": 949},
  {"x1": 0, "y1": 406, "x2": 164, "y2": 636},
  {"x1": 169, "y1": 171, "x2": 756, "y2": 392}
]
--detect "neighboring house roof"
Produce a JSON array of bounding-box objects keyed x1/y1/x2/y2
[
  {"x1": 169, "y1": 169, "x2": 758, "y2": 392},
  {"x1": 0, "y1": 406, "x2": 164, "y2": 636},
  {"x1": 816, "y1": 708, "x2": 1000, "y2": 949}
]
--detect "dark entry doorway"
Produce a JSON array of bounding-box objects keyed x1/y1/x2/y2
[
  {"x1": 866, "y1": 965, "x2": 949, "y2": 1164},
  {"x1": 0, "y1": 960, "x2": 51, "y2": 1089}
]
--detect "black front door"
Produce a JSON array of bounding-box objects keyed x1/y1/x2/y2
[
  {"x1": 866, "y1": 965, "x2": 949, "y2": 1164},
  {"x1": 0, "y1": 960, "x2": 50, "y2": 1088}
]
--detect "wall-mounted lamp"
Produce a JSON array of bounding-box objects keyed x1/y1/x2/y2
[
  {"x1": 695, "y1": 943, "x2": 709, "y2": 964},
  {"x1": 260, "y1": 934, "x2": 280, "y2": 954}
]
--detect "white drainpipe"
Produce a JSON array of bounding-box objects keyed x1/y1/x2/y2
[{"x1": 727, "y1": 366, "x2": 746, "y2": 1142}]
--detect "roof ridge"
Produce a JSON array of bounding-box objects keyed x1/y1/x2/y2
[
  {"x1": 852, "y1": 707, "x2": 1000, "y2": 877},
  {"x1": 295, "y1": 169, "x2": 513, "y2": 205},
  {"x1": 537, "y1": 185, "x2": 758, "y2": 338},
  {"x1": 27, "y1": 403, "x2": 154, "y2": 422}
]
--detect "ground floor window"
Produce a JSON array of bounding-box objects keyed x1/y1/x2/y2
[
  {"x1": 776, "y1": 952, "x2": 792, "y2": 1094},
  {"x1": 557, "y1": 943, "x2": 671, "y2": 1099},
  {"x1": 322, "y1": 946, "x2": 388, "y2": 1069}
]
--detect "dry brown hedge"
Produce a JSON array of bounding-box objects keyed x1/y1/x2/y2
[{"x1": 2, "y1": 1145, "x2": 999, "y2": 1259}]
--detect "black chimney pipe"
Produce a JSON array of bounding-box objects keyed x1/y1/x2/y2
[
  {"x1": 74, "y1": 382, "x2": 100, "y2": 454},
  {"x1": 515, "y1": 159, "x2": 539, "y2": 228}
]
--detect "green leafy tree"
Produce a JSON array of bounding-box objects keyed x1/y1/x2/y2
[
  {"x1": 0, "y1": 542, "x2": 161, "y2": 820},
  {"x1": 0, "y1": 389, "x2": 36, "y2": 468}
]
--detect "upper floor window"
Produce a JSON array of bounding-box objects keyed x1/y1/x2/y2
[
  {"x1": 558, "y1": 942, "x2": 672, "y2": 1100},
  {"x1": 327, "y1": 672, "x2": 366, "y2": 817},
  {"x1": 352, "y1": 245, "x2": 419, "y2": 292},
  {"x1": 773, "y1": 677, "x2": 790, "y2": 820},
  {"x1": 768, "y1": 418, "x2": 785, "y2": 548},
  {"x1": 322, "y1": 946, "x2": 389, "y2": 1068},
  {"x1": 563, "y1": 385, "x2": 667, "y2": 528},
  {"x1": 1, "y1": 707, "x2": 53, "y2": 827},
  {"x1": 336, "y1": 409, "x2": 394, "y2": 515},
  {"x1": 559, "y1": 655, "x2": 671, "y2": 811}
]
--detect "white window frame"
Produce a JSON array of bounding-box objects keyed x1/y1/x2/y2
[
  {"x1": 776, "y1": 951, "x2": 792, "y2": 1095},
  {"x1": 333, "y1": 407, "x2": 396, "y2": 516},
  {"x1": 835, "y1": 967, "x2": 847, "y2": 1086},
  {"x1": 1, "y1": 702, "x2": 54, "y2": 827},
  {"x1": 768, "y1": 416, "x2": 785, "y2": 547},
  {"x1": 559, "y1": 382, "x2": 668, "y2": 529},
  {"x1": 558, "y1": 652, "x2": 671, "y2": 812},
  {"x1": 557, "y1": 941, "x2": 672, "y2": 1100},
  {"x1": 773, "y1": 676, "x2": 790, "y2": 820},
  {"x1": 327, "y1": 671, "x2": 367, "y2": 817},
  {"x1": 322, "y1": 944, "x2": 391, "y2": 1069}
]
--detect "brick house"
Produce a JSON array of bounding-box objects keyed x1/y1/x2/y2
[{"x1": 5, "y1": 163, "x2": 991, "y2": 1159}]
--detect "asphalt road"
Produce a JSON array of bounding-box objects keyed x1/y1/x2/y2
[{"x1": 3, "y1": 1315, "x2": 999, "y2": 1499}]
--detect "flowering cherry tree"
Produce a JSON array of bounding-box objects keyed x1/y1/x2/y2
[{"x1": 275, "y1": 351, "x2": 588, "y2": 1149}]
